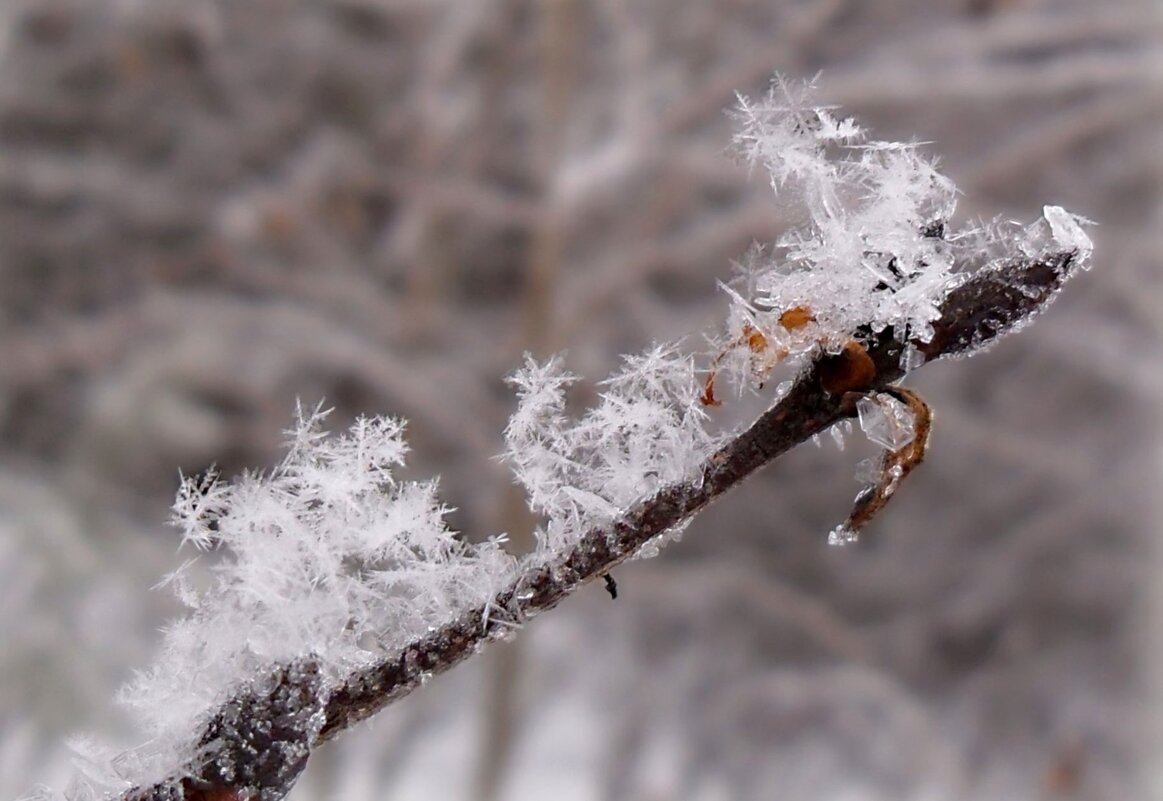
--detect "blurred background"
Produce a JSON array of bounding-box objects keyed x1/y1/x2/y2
[{"x1": 0, "y1": 0, "x2": 1159, "y2": 799}]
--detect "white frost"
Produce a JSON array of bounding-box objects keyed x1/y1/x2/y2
[
  {"x1": 114, "y1": 404, "x2": 518, "y2": 785},
  {"x1": 503, "y1": 345, "x2": 717, "y2": 554},
  {"x1": 728, "y1": 77, "x2": 962, "y2": 359},
  {"x1": 82, "y1": 74, "x2": 1097, "y2": 796},
  {"x1": 1043, "y1": 205, "x2": 1094, "y2": 257},
  {"x1": 717, "y1": 78, "x2": 1091, "y2": 383},
  {"x1": 827, "y1": 525, "x2": 859, "y2": 547}
]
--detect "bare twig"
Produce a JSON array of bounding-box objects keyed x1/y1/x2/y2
[{"x1": 121, "y1": 250, "x2": 1081, "y2": 801}]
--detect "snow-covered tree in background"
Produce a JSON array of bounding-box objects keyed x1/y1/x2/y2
[{"x1": 50, "y1": 77, "x2": 1091, "y2": 801}]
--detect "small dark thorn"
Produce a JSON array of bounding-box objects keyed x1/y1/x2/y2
[{"x1": 602, "y1": 573, "x2": 618, "y2": 600}]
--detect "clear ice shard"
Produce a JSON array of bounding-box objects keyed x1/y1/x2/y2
[
  {"x1": 856, "y1": 393, "x2": 916, "y2": 451},
  {"x1": 1043, "y1": 205, "x2": 1093, "y2": 258}
]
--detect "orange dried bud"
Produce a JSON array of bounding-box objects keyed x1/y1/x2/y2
[
  {"x1": 818, "y1": 340, "x2": 876, "y2": 395},
  {"x1": 778, "y1": 306, "x2": 815, "y2": 331},
  {"x1": 741, "y1": 324, "x2": 769, "y2": 353},
  {"x1": 700, "y1": 373, "x2": 722, "y2": 407}
]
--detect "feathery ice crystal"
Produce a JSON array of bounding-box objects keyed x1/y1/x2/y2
[
  {"x1": 719, "y1": 77, "x2": 1091, "y2": 375},
  {"x1": 503, "y1": 344, "x2": 718, "y2": 552},
  {"x1": 113, "y1": 404, "x2": 516, "y2": 785}
]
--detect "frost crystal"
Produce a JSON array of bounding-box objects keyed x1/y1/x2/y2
[
  {"x1": 719, "y1": 77, "x2": 1091, "y2": 377},
  {"x1": 856, "y1": 394, "x2": 917, "y2": 451},
  {"x1": 115, "y1": 403, "x2": 517, "y2": 784},
  {"x1": 1042, "y1": 205, "x2": 1094, "y2": 257},
  {"x1": 728, "y1": 77, "x2": 960, "y2": 358},
  {"x1": 71, "y1": 75, "x2": 1095, "y2": 797},
  {"x1": 899, "y1": 344, "x2": 925, "y2": 373},
  {"x1": 829, "y1": 425, "x2": 846, "y2": 451},
  {"x1": 504, "y1": 345, "x2": 716, "y2": 552}
]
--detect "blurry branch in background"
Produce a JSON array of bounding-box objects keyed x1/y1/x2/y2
[
  {"x1": 118, "y1": 246, "x2": 1084, "y2": 801},
  {"x1": 476, "y1": 2, "x2": 580, "y2": 798}
]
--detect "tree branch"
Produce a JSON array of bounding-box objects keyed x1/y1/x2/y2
[{"x1": 122, "y1": 249, "x2": 1081, "y2": 801}]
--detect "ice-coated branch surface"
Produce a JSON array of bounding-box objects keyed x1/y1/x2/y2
[
  {"x1": 117, "y1": 247, "x2": 1084, "y2": 801},
  {"x1": 58, "y1": 77, "x2": 1096, "y2": 801}
]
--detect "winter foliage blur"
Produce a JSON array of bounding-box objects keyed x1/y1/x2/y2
[{"x1": 2, "y1": 1, "x2": 1154, "y2": 799}]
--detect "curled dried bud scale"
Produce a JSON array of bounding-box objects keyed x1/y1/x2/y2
[
  {"x1": 778, "y1": 306, "x2": 815, "y2": 331},
  {"x1": 818, "y1": 341, "x2": 877, "y2": 395}
]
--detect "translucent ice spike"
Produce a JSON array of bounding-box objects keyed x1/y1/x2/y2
[{"x1": 856, "y1": 393, "x2": 917, "y2": 451}]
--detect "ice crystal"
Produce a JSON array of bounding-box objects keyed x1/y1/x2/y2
[
  {"x1": 728, "y1": 77, "x2": 960, "y2": 354},
  {"x1": 1042, "y1": 205, "x2": 1094, "y2": 257},
  {"x1": 719, "y1": 77, "x2": 1092, "y2": 377},
  {"x1": 504, "y1": 344, "x2": 716, "y2": 552},
  {"x1": 115, "y1": 403, "x2": 517, "y2": 783},
  {"x1": 829, "y1": 425, "x2": 846, "y2": 451}
]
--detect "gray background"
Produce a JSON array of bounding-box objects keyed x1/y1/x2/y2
[{"x1": 1, "y1": 1, "x2": 1159, "y2": 799}]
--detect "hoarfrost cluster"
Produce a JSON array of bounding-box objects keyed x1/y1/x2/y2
[
  {"x1": 108, "y1": 349, "x2": 719, "y2": 788},
  {"x1": 114, "y1": 404, "x2": 516, "y2": 783},
  {"x1": 721, "y1": 77, "x2": 1091, "y2": 376},
  {"x1": 503, "y1": 345, "x2": 718, "y2": 552},
  {"x1": 75, "y1": 76, "x2": 1095, "y2": 795}
]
